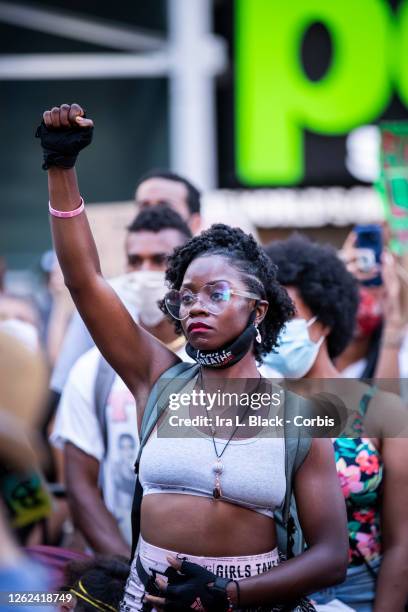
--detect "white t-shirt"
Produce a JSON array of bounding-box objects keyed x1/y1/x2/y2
[
  {"x1": 51, "y1": 346, "x2": 138, "y2": 545},
  {"x1": 50, "y1": 276, "x2": 137, "y2": 394}
]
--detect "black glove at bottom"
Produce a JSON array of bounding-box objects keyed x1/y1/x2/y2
[
  {"x1": 158, "y1": 560, "x2": 234, "y2": 611},
  {"x1": 35, "y1": 121, "x2": 93, "y2": 170}
]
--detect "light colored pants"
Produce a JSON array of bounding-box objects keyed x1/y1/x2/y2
[
  {"x1": 312, "y1": 558, "x2": 381, "y2": 612},
  {"x1": 120, "y1": 536, "x2": 280, "y2": 612}
]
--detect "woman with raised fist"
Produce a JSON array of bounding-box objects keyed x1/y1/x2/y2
[{"x1": 36, "y1": 104, "x2": 348, "y2": 612}]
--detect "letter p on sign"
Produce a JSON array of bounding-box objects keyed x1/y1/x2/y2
[{"x1": 235, "y1": 0, "x2": 393, "y2": 185}]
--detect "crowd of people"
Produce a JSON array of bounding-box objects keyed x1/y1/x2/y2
[{"x1": 1, "y1": 102, "x2": 408, "y2": 612}]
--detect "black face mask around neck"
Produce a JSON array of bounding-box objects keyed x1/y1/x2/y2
[{"x1": 185, "y1": 311, "x2": 257, "y2": 369}]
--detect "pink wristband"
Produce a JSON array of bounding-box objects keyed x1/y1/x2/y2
[{"x1": 49, "y1": 197, "x2": 85, "y2": 218}]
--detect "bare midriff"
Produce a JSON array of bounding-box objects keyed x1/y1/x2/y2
[{"x1": 141, "y1": 494, "x2": 277, "y2": 556}]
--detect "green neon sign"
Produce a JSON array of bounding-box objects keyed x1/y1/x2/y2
[{"x1": 235, "y1": 0, "x2": 405, "y2": 185}]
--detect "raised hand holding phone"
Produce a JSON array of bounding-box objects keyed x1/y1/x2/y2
[{"x1": 338, "y1": 230, "x2": 381, "y2": 284}]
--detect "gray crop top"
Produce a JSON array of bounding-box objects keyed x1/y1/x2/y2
[{"x1": 139, "y1": 422, "x2": 286, "y2": 519}]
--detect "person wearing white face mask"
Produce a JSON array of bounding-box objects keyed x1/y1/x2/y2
[
  {"x1": 264, "y1": 234, "x2": 408, "y2": 612},
  {"x1": 51, "y1": 206, "x2": 193, "y2": 557},
  {"x1": 111, "y1": 206, "x2": 192, "y2": 349},
  {"x1": 116, "y1": 270, "x2": 168, "y2": 328}
]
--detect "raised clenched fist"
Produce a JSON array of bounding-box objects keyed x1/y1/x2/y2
[
  {"x1": 36, "y1": 103, "x2": 94, "y2": 170},
  {"x1": 42, "y1": 103, "x2": 94, "y2": 130}
]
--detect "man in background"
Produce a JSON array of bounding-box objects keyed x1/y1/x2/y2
[{"x1": 134, "y1": 169, "x2": 201, "y2": 235}]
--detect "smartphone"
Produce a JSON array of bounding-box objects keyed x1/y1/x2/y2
[
  {"x1": 354, "y1": 224, "x2": 383, "y2": 286},
  {"x1": 355, "y1": 248, "x2": 376, "y2": 274}
]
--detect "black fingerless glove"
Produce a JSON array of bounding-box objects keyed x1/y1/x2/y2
[
  {"x1": 163, "y1": 561, "x2": 234, "y2": 611},
  {"x1": 35, "y1": 121, "x2": 93, "y2": 170}
]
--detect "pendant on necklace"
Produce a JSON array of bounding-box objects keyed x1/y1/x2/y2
[
  {"x1": 213, "y1": 472, "x2": 222, "y2": 499},
  {"x1": 212, "y1": 462, "x2": 223, "y2": 498},
  {"x1": 213, "y1": 485, "x2": 221, "y2": 499},
  {"x1": 212, "y1": 460, "x2": 223, "y2": 474}
]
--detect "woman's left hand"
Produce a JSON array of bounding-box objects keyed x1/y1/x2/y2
[{"x1": 143, "y1": 556, "x2": 230, "y2": 611}]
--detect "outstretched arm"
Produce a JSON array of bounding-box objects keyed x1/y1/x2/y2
[
  {"x1": 40, "y1": 104, "x2": 179, "y2": 400},
  {"x1": 374, "y1": 252, "x2": 404, "y2": 387}
]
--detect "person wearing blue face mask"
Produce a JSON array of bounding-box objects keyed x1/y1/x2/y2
[
  {"x1": 261, "y1": 316, "x2": 324, "y2": 380},
  {"x1": 263, "y1": 234, "x2": 355, "y2": 381},
  {"x1": 264, "y1": 234, "x2": 408, "y2": 612}
]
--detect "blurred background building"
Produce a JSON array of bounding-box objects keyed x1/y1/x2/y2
[{"x1": 1, "y1": 0, "x2": 408, "y2": 286}]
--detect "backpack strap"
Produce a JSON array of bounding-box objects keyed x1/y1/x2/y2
[
  {"x1": 282, "y1": 390, "x2": 312, "y2": 524},
  {"x1": 273, "y1": 389, "x2": 312, "y2": 558},
  {"x1": 94, "y1": 355, "x2": 116, "y2": 458},
  {"x1": 358, "y1": 385, "x2": 378, "y2": 418},
  {"x1": 130, "y1": 361, "x2": 199, "y2": 559},
  {"x1": 137, "y1": 361, "x2": 200, "y2": 456}
]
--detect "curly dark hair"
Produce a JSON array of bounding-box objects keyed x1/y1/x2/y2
[
  {"x1": 158, "y1": 224, "x2": 294, "y2": 362},
  {"x1": 127, "y1": 203, "x2": 192, "y2": 240},
  {"x1": 60, "y1": 556, "x2": 129, "y2": 611},
  {"x1": 265, "y1": 234, "x2": 359, "y2": 358}
]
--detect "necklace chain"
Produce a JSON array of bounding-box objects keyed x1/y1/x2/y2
[
  {"x1": 211, "y1": 405, "x2": 252, "y2": 459},
  {"x1": 197, "y1": 368, "x2": 262, "y2": 499}
]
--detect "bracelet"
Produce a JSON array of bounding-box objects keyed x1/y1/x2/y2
[
  {"x1": 382, "y1": 340, "x2": 403, "y2": 349},
  {"x1": 49, "y1": 197, "x2": 84, "y2": 218},
  {"x1": 382, "y1": 327, "x2": 404, "y2": 348},
  {"x1": 211, "y1": 577, "x2": 239, "y2": 611}
]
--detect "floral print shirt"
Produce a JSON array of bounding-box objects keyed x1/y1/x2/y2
[{"x1": 333, "y1": 389, "x2": 383, "y2": 567}]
